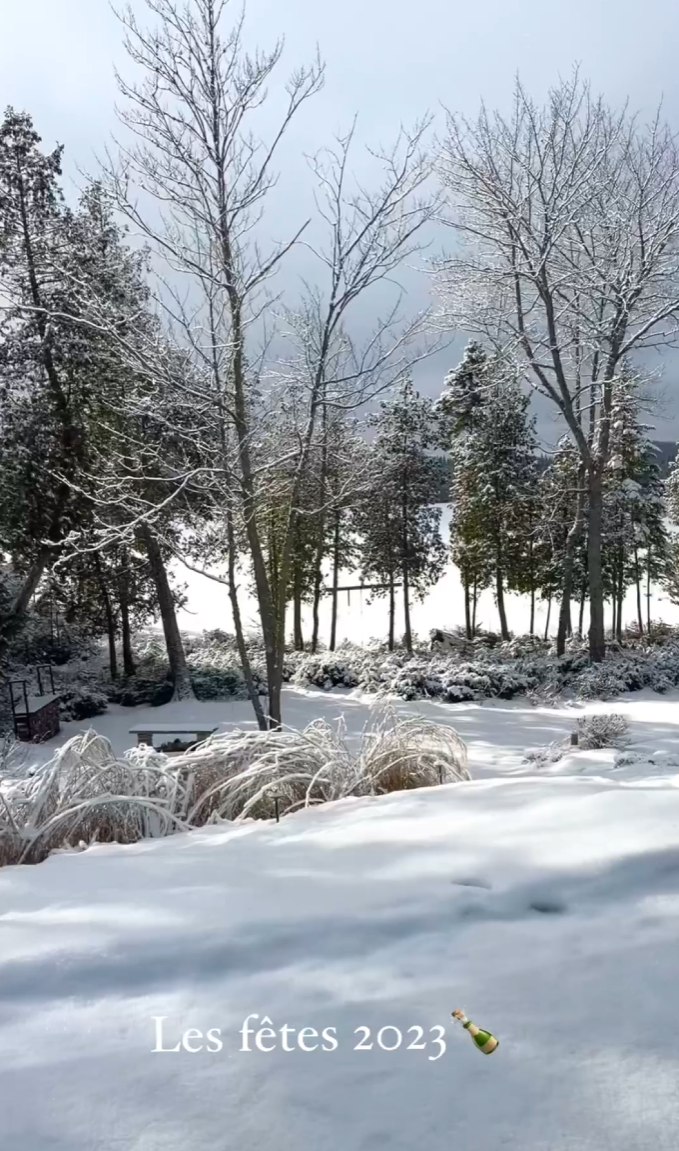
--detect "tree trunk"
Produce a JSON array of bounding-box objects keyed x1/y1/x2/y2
[
  {"x1": 99, "y1": 577, "x2": 118, "y2": 680},
  {"x1": 635, "y1": 548, "x2": 644, "y2": 635},
  {"x1": 557, "y1": 469, "x2": 586, "y2": 656},
  {"x1": 463, "y1": 573, "x2": 472, "y2": 641},
  {"x1": 495, "y1": 564, "x2": 509, "y2": 641},
  {"x1": 141, "y1": 525, "x2": 194, "y2": 700},
  {"x1": 212, "y1": 131, "x2": 285, "y2": 727},
  {"x1": 311, "y1": 407, "x2": 329, "y2": 654},
  {"x1": 578, "y1": 587, "x2": 586, "y2": 640},
  {"x1": 401, "y1": 480, "x2": 412, "y2": 653},
  {"x1": 225, "y1": 506, "x2": 267, "y2": 731},
  {"x1": 105, "y1": 601, "x2": 118, "y2": 681},
  {"x1": 93, "y1": 554, "x2": 117, "y2": 680},
  {"x1": 587, "y1": 466, "x2": 606, "y2": 662},
  {"x1": 402, "y1": 558, "x2": 412, "y2": 653},
  {"x1": 293, "y1": 567, "x2": 304, "y2": 651},
  {"x1": 621, "y1": 559, "x2": 626, "y2": 649},
  {"x1": 528, "y1": 540, "x2": 535, "y2": 636},
  {"x1": 544, "y1": 594, "x2": 552, "y2": 641},
  {"x1": 119, "y1": 588, "x2": 136, "y2": 678},
  {"x1": 472, "y1": 577, "x2": 478, "y2": 636},
  {"x1": 329, "y1": 512, "x2": 340, "y2": 651},
  {"x1": 0, "y1": 553, "x2": 50, "y2": 661},
  {"x1": 266, "y1": 516, "x2": 286, "y2": 729},
  {"x1": 11, "y1": 555, "x2": 49, "y2": 617},
  {"x1": 646, "y1": 548, "x2": 652, "y2": 637},
  {"x1": 388, "y1": 571, "x2": 396, "y2": 652},
  {"x1": 310, "y1": 573, "x2": 321, "y2": 653}
]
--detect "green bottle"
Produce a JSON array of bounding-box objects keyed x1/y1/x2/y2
[{"x1": 452, "y1": 1009, "x2": 499, "y2": 1054}]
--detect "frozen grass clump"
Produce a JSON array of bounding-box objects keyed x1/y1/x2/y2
[
  {"x1": 357, "y1": 710, "x2": 470, "y2": 794},
  {"x1": 0, "y1": 707, "x2": 469, "y2": 867},
  {"x1": 0, "y1": 732, "x2": 190, "y2": 867}
]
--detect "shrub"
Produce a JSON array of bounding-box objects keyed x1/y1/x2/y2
[
  {"x1": 576, "y1": 713, "x2": 630, "y2": 749},
  {"x1": 523, "y1": 741, "x2": 567, "y2": 768},
  {"x1": 109, "y1": 672, "x2": 175, "y2": 708},
  {"x1": 7, "y1": 611, "x2": 96, "y2": 667},
  {"x1": 292, "y1": 657, "x2": 360, "y2": 690},
  {"x1": 33, "y1": 623, "x2": 679, "y2": 718},
  {"x1": 58, "y1": 686, "x2": 109, "y2": 722},
  {"x1": 191, "y1": 666, "x2": 248, "y2": 700}
]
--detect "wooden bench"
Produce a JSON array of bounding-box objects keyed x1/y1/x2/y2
[{"x1": 129, "y1": 724, "x2": 218, "y2": 751}]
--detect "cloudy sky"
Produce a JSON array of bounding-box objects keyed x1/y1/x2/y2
[{"x1": 2, "y1": 0, "x2": 679, "y2": 442}]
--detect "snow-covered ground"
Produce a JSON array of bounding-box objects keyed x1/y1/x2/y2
[{"x1": 3, "y1": 687, "x2": 679, "y2": 1149}]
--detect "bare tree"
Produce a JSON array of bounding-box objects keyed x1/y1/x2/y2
[
  {"x1": 435, "y1": 70, "x2": 679, "y2": 660},
  {"x1": 101, "y1": 0, "x2": 440, "y2": 725}
]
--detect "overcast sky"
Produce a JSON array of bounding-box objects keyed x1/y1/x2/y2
[{"x1": 2, "y1": 0, "x2": 679, "y2": 443}]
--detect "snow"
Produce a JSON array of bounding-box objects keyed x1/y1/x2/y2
[{"x1": 3, "y1": 688, "x2": 679, "y2": 1148}]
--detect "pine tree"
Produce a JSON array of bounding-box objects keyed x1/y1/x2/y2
[
  {"x1": 604, "y1": 383, "x2": 668, "y2": 639},
  {"x1": 359, "y1": 379, "x2": 446, "y2": 652},
  {"x1": 0, "y1": 109, "x2": 84, "y2": 637},
  {"x1": 439, "y1": 346, "x2": 540, "y2": 640},
  {"x1": 535, "y1": 438, "x2": 588, "y2": 642},
  {"x1": 57, "y1": 181, "x2": 198, "y2": 698}
]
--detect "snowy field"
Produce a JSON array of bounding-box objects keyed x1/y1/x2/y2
[{"x1": 3, "y1": 687, "x2": 679, "y2": 1149}]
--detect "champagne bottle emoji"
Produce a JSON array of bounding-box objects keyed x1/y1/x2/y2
[{"x1": 452, "y1": 1009, "x2": 499, "y2": 1054}]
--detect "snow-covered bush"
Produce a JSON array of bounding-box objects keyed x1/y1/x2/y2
[
  {"x1": 574, "y1": 663, "x2": 634, "y2": 700},
  {"x1": 464, "y1": 629, "x2": 500, "y2": 648},
  {"x1": 58, "y1": 685, "x2": 109, "y2": 722},
  {"x1": 108, "y1": 670, "x2": 175, "y2": 708},
  {"x1": 35, "y1": 624, "x2": 679, "y2": 717},
  {"x1": 523, "y1": 741, "x2": 567, "y2": 768},
  {"x1": 576, "y1": 713, "x2": 630, "y2": 749},
  {"x1": 291, "y1": 656, "x2": 359, "y2": 691},
  {"x1": 190, "y1": 666, "x2": 247, "y2": 700},
  {"x1": 0, "y1": 709, "x2": 470, "y2": 866},
  {"x1": 186, "y1": 632, "x2": 269, "y2": 695},
  {"x1": 498, "y1": 635, "x2": 551, "y2": 658}
]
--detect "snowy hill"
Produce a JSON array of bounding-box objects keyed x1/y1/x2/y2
[{"x1": 2, "y1": 689, "x2": 679, "y2": 1150}]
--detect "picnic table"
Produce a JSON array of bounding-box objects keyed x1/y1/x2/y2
[{"x1": 128, "y1": 723, "x2": 218, "y2": 750}]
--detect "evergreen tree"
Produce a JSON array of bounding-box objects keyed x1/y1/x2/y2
[
  {"x1": 604, "y1": 384, "x2": 668, "y2": 639},
  {"x1": 0, "y1": 109, "x2": 87, "y2": 639},
  {"x1": 535, "y1": 438, "x2": 588, "y2": 642},
  {"x1": 438, "y1": 345, "x2": 539, "y2": 640},
  {"x1": 358, "y1": 379, "x2": 446, "y2": 651}
]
